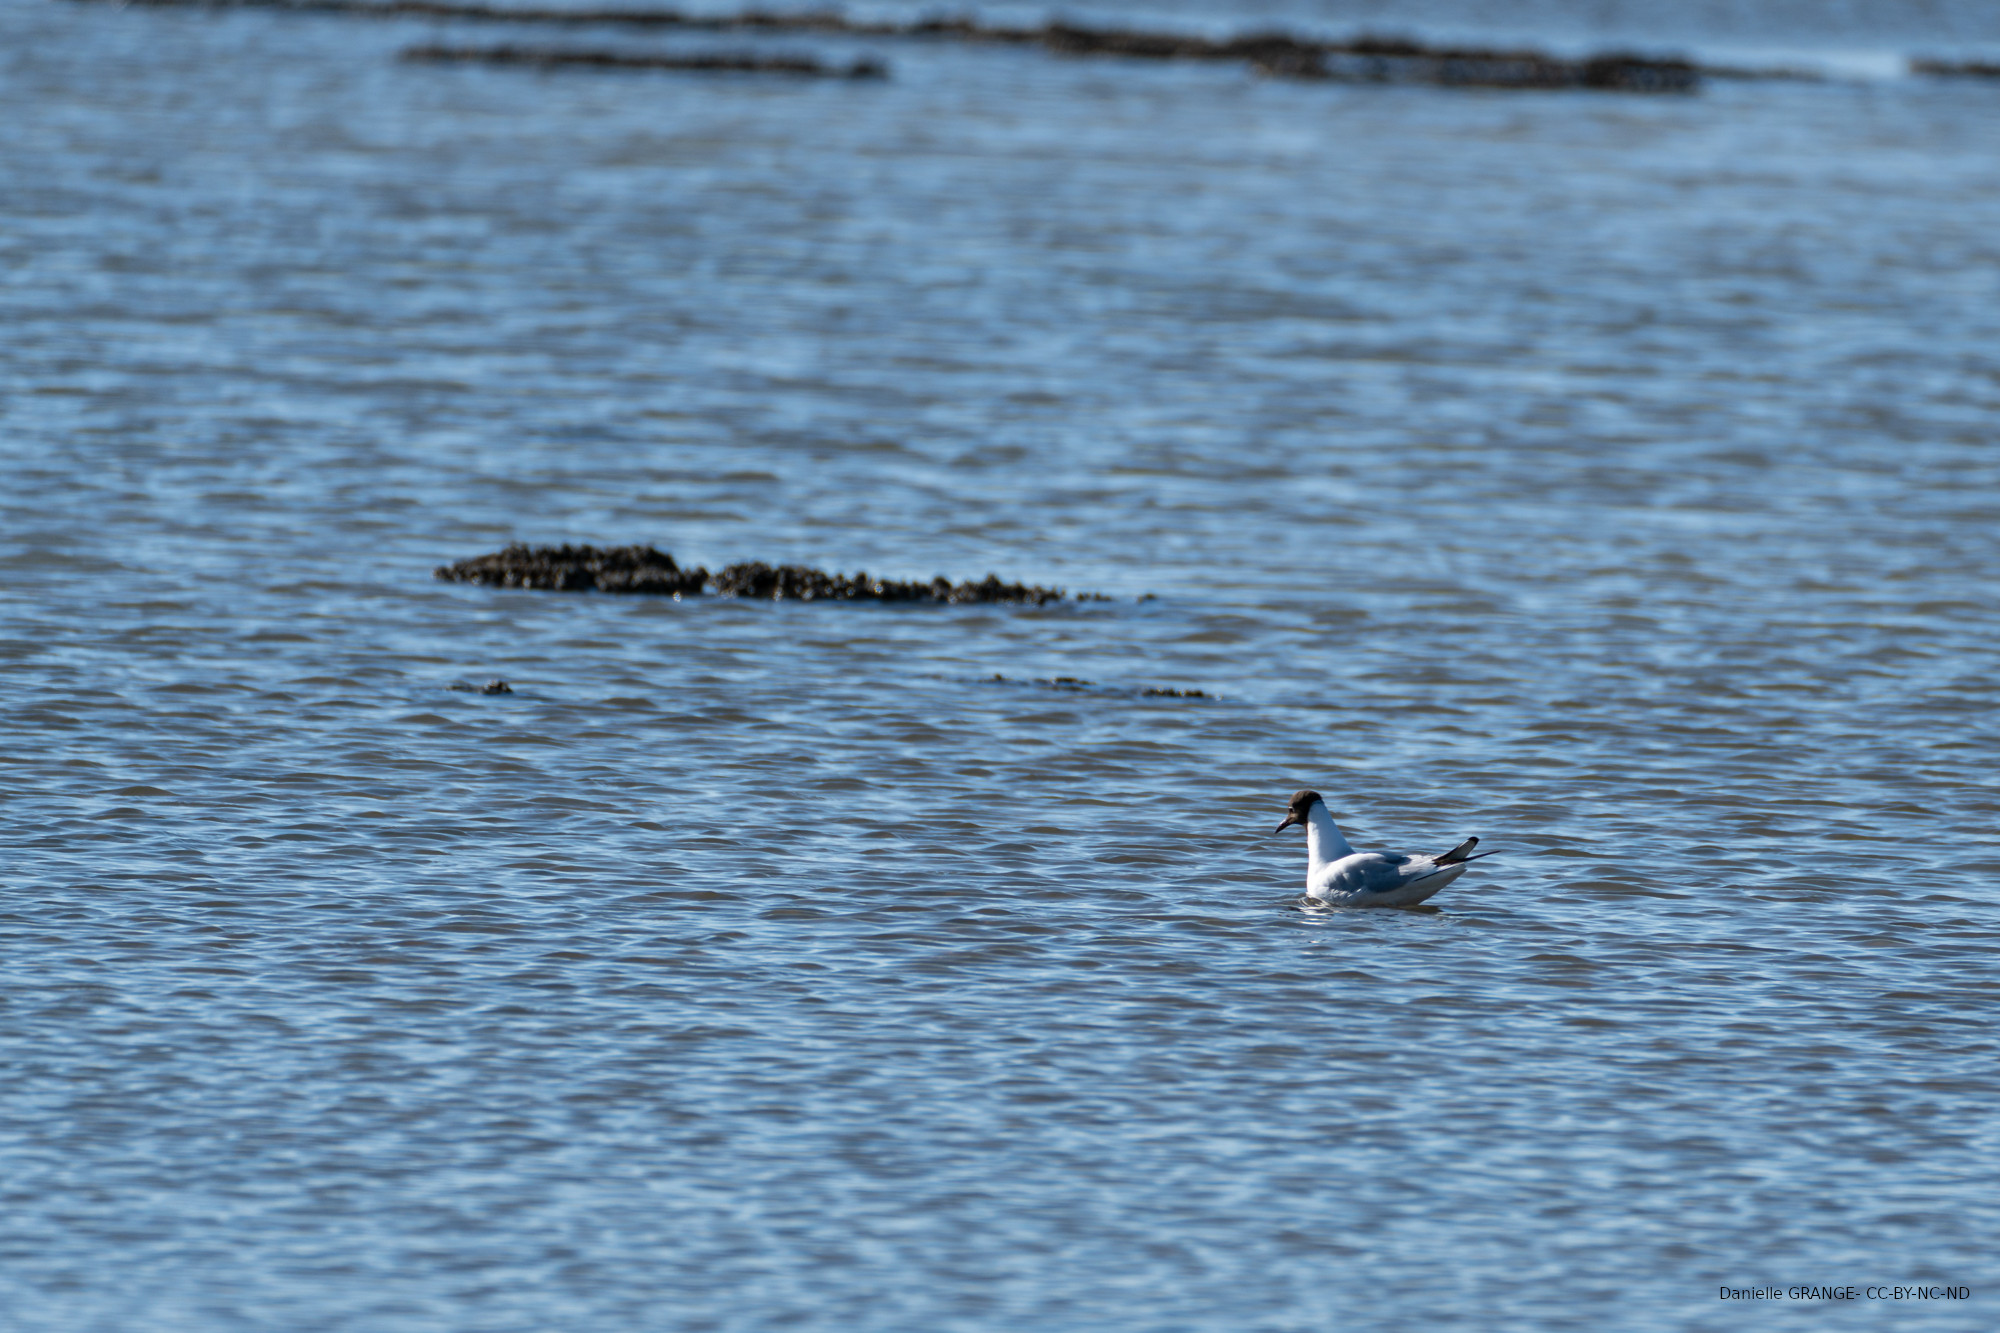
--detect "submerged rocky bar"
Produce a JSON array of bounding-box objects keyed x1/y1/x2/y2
[
  {"x1": 402, "y1": 43, "x2": 887, "y2": 77},
  {"x1": 436, "y1": 544, "x2": 1082, "y2": 605},
  {"x1": 75, "y1": 0, "x2": 1703, "y2": 93},
  {"x1": 985, "y1": 673, "x2": 1212, "y2": 698}
]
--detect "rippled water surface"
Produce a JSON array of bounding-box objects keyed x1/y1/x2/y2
[{"x1": 4, "y1": 0, "x2": 1998, "y2": 1327}]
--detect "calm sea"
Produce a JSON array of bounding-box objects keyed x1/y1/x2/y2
[{"x1": 3, "y1": 0, "x2": 1996, "y2": 1327}]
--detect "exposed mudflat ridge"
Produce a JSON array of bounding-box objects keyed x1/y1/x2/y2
[
  {"x1": 402, "y1": 43, "x2": 889, "y2": 77},
  {"x1": 71, "y1": 0, "x2": 1704, "y2": 92},
  {"x1": 1912, "y1": 57, "x2": 2000, "y2": 78}
]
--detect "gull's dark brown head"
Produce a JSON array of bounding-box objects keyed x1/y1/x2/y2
[{"x1": 1274, "y1": 789, "x2": 1324, "y2": 834}]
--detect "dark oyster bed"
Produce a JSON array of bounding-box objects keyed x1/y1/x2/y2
[{"x1": 436, "y1": 544, "x2": 1088, "y2": 605}]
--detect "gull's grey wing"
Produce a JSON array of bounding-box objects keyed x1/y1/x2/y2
[
  {"x1": 1320, "y1": 852, "x2": 1417, "y2": 897},
  {"x1": 1320, "y1": 849, "x2": 1479, "y2": 899}
]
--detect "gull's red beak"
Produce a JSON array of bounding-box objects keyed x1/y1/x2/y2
[{"x1": 1274, "y1": 812, "x2": 1302, "y2": 834}]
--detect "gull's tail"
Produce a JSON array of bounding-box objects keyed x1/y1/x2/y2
[{"x1": 1433, "y1": 837, "x2": 1499, "y2": 866}]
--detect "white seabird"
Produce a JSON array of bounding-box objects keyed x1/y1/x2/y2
[{"x1": 1274, "y1": 789, "x2": 1493, "y2": 907}]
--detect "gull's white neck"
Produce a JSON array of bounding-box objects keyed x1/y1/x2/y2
[{"x1": 1305, "y1": 803, "x2": 1355, "y2": 870}]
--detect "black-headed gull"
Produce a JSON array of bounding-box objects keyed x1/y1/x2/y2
[{"x1": 1274, "y1": 789, "x2": 1493, "y2": 907}]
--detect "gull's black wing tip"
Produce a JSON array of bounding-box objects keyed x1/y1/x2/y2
[{"x1": 1435, "y1": 836, "x2": 1479, "y2": 865}]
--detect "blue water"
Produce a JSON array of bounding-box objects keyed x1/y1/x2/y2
[{"x1": 3, "y1": 0, "x2": 1997, "y2": 1327}]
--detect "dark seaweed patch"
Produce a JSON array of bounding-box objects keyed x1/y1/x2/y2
[
  {"x1": 437, "y1": 543, "x2": 707, "y2": 595},
  {"x1": 708, "y1": 562, "x2": 1067, "y2": 605},
  {"x1": 436, "y1": 544, "x2": 1081, "y2": 605}
]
